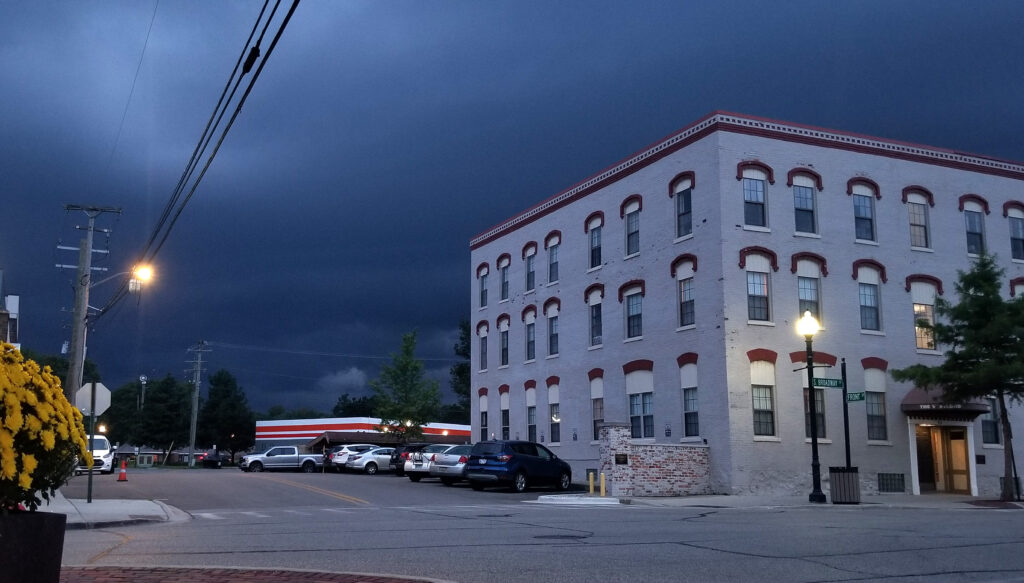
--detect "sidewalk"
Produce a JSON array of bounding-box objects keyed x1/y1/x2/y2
[
  {"x1": 46, "y1": 489, "x2": 186, "y2": 529},
  {"x1": 536, "y1": 491, "x2": 1023, "y2": 509},
  {"x1": 60, "y1": 566, "x2": 452, "y2": 583}
]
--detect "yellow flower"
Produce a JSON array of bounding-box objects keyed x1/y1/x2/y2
[
  {"x1": 18, "y1": 470, "x2": 32, "y2": 490},
  {"x1": 21, "y1": 453, "x2": 37, "y2": 474},
  {"x1": 40, "y1": 430, "x2": 55, "y2": 450}
]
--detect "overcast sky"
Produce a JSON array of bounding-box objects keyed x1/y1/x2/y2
[{"x1": 2, "y1": 1, "x2": 1023, "y2": 413}]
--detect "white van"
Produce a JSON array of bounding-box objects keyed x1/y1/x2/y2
[{"x1": 75, "y1": 435, "x2": 115, "y2": 475}]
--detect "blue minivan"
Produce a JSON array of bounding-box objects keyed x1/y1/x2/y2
[{"x1": 464, "y1": 440, "x2": 571, "y2": 493}]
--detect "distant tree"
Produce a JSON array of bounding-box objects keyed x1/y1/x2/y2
[
  {"x1": 19, "y1": 348, "x2": 101, "y2": 387},
  {"x1": 256, "y1": 405, "x2": 329, "y2": 420},
  {"x1": 444, "y1": 319, "x2": 471, "y2": 424},
  {"x1": 332, "y1": 393, "x2": 377, "y2": 417},
  {"x1": 137, "y1": 375, "x2": 191, "y2": 457},
  {"x1": 892, "y1": 253, "x2": 1024, "y2": 501},
  {"x1": 100, "y1": 381, "x2": 143, "y2": 445},
  {"x1": 198, "y1": 370, "x2": 256, "y2": 462},
  {"x1": 259, "y1": 405, "x2": 288, "y2": 420},
  {"x1": 371, "y1": 331, "x2": 441, "y2": 442}
]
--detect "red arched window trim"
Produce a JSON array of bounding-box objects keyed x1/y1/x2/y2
[
  {"x1": 524, "y1": 380, "x2": 537, "y2": 390},
  {"x1": 496, "y1": 313, "x2": 510, "y2": 326},
  {"x1": 545, "y1": 376, "x2": 560, "y2": 387},
  {"x1": 904, "y1": 274, "x2": 944, "y2": 295},
  {"x1": 619, "y1": 194, "x2": 643, "y2": 218},
  {"x1": 521, "y1": 242, "x2": 537, "y2": 259},
  {"x1": 668, "y1": 171, "x2": 696, "y2": 197},
  {"x1": 959, "y1": 193, "x2": 991, "y2": 214},
  {"x1": 477, "y1": 387, "x2": 488, "y2": 396},
  {"x1": 790, "y1": 252, "x2": 829, "y2": 276},
  {"x1": 498, "y1": 384, "x2": 510, "y2": 394},
  {"x1": 583, "y1": 211, "x2": 605, "y2": 233},
  {"x1": 496, "y1": 253, "x2": 511, "y2": 267},
  {"x1": 520, "y1": 305, "x2": 536, "y2": 321},
  {"x1": 901, "y1": 186, "x2": 935, "y2": 207},
  {"x1": 476, "y1": 320, "x2": 489, "y2": 335},
  {"x1": 861, "y1": 357, "x2": 888, "y2": 371},
  {"x1": 617, "y1": 279, "x2": 646, "y2": 302},
  {"x1": 543, "y1": 230, "x2": 562, "y2": 249},
  {"x1": 543, "y1": 297, "x2": 561, "y2": 314},
  {"x1": 739, "y1": 246, "x2": 779, "y2": 271},
  {"x1": 736, "y1": 160, "x2": 775, "y2": 184},
  {"x1": 847, "y1": 177, "x2": 881, "y2": 199},
  {"x1": 786, "y1": 167, "x2": 823, "y2": 191},
  {"x1": 789, "y1": 351, "x2": 838, "y2": 367},
  {"x1": 588, "y1": 368, "x2": 604, "y2": 381},
  {"x1": 622, "y1": 359, "x2": 654, "y2": 374},
  {"x1": 583, "y1": 283, "x2": 605, "y2": 303},
  {"x1": 677, "y1": 352, "x2": 698, "y2": 367},
  {"x1": 1003, "y1": 201, "x2": 1024, "y2": 218},
  {"x1": 670, "y1": 254, "x2": 699, "y2": 277},
  {"x1": 1010, "y1": 277, "x2": 1024, "y2": 297},
  {"x1": 476, "y1": 262, "x2": 489, "y2": 277},
  {"x1": 746, "y1": 349, "x2": 777, "y2": 363},
  {"x1": 852, "y1": 259, "x2": 888, "y2": 283}
]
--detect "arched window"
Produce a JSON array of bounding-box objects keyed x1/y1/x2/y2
[
  {"x1": 621, "y1": 194, "x2": 643, "y2": 256},
  {"x1": 789, "y1": 168, "x2": 822, "y2": 235},
  {"x1": 749, "y1": 358, "x2": 777, "y2": 437},
  {"x1": 670, "y1": 172, "x2": 695, "y2": 239},
  {"x1": 907, "y1": 276, "x2": 941, "y2": 351},
  {"x1": 849, "y1": 179, "x2": 879, "y2": 242},
  {"x1": 902, "y1": 187, "x2": 933, "y2": 249},
  {"x1": 672, "y1": 255, "x2": 697, "y2": 328},
  {"x1": 960, "y1": 195, "x2": 990, "y2": 256},
  {"x1": 853, "y1": 260, "x2": 885, "y2": 332},
  {"x1": 679, "y1": 356, "x2": 699, "y2": 438},
  {"x1": 624, "y1": 360, "x2": 654, "y2": 439},
  {"x1": 738, "y1": 161, "x2": 773, "y2": 228},
  {"x1": 522, "y1": 243, "x2": 538, "y2": 292},
  {"x1": 585, "y1": 212, "x2": 604, "y2": 269}
]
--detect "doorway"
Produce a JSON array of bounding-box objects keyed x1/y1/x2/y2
[{"x1": 915, "y1": 425, "x2": 970, "y2": 494}]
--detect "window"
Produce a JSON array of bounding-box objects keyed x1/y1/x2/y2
[
  {"x1": 501, "y1": 409, "x2": 510, "y2": 440},
  {"x1": 547, "y1": 316, "x2": 559, "y2": 356},
  {"x1": 625, "y1": 210, "x2": 640, "y2": 255},
  {"x1": 590, "y1": 227, "x2": 602, "y2": 268},
  {"x1": 1010, "y1": 214, "x2": 1024, "y2": 260},
  {"x1": 548, "y1": 244, "x2": 559, "y2": 282},
  {"x1": 743, "y1": 176, "x2": 767, "y2": 227},
  {"x1": 679, "y1": 278, "x2": 695, "y2": 327},
  {"x1": 499, "y1": 330, "x2": 509, "y2": 366},
  {"x1": 907, "y1": 199, "x2": 930, "y2": 248},
  {"x1": 591, "y1": 398, "x2": 604, "y2": 441},
  {"x1": 859, "y1": 283, "x2": 880, "y2": 331},
  {"x1": 854, "y1": 194, "x2": 875, "y2": 241},
  {"x1": 629, "y1": 393, "x2": 654, "y2": 438},
  {"x1": 590, "y1": 304, "x2": 602, "y2": 346},
  {"x1": 549, "y1": 403, "x2": 561, "y2": 443},
  {"x1": 798, "y1": 276, "x2": 820, "y2": 321},
  {"x1": 500, "y1": 266, "x2": 509, "y2": 300},
  {"x1": 525, "y1": 322, "x2": 535, "y2": 360},
  {"x1": 752, "y1": 385, "x2": 775, "y2": 436},
  {"x1": 803, "y1": 388, "x2": 826, "y2": 439},
  {"x1": 527, "y1": 405, "x2": 537, "y2": 442},
  {"x1": 793, "y1": 184, "x2": 816, "y2": 234},
  {"x1": 965, "y1": 210, "x2": 985, "y2": 255},
  {"x1": 676, "y1": 188, "x2": 692, "y2": 238},
  {"x1": 864, "y1": 366, "x2": 887, "y2": 441},
  {"x1": 479, "y1": 273, "x2": 488, "y2": 307},
  {"x1": 983, "y1": 398, "x2": 1001, "y2": 444},
  {"x1": 525, "y1": 254, "x2": 536, "y2": 291},
  {"x1": 479, "y1": 410, "x2": 488, "y2": 442},
  {"x1": 683, "y1": 387, "x2": 698, "y2": 437},
  {"x1": 914, "y1": 303, "x2": 935, "y2": 349},
  {"x1": 479, "y1": 336, "x2": 487, "y2": 370},
  {"x1": 866, "y1": 392, "x2": 887, "y2": 440},
  {"x1": 747, "y1": 271, "x2": 770, "y2": 321},
  {"x1": 626, "y1": 292, "x2": 643, "y2": 338}
]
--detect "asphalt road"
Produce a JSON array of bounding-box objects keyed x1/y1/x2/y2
[{"x1": 62, "y1": 467, "x2": 1024, "y2": 583}]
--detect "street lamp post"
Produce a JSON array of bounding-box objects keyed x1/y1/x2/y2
[{"x1": 797, "y1": 310, "x2": 827, "y2": 503}]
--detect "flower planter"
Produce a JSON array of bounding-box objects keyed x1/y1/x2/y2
[{"x1": 0, "y1": 511, "x2": 67, "y2": 583}]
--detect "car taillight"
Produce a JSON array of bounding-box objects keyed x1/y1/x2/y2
[
  {"x1": 401, "y1": 452, "x2": 410, "y2": 460},
  {"x1": 351, "y1": 455, "x2": 362, "y2": 461},
  {"x1": 430, "y1": 454, "x2": 436, "y2": 462},
  {"x1": 458, "y1": 456, "x2": 468, "y2": 463},
  {"x1": 496, "y1": 454, "x2": 512, "y2": 462}
]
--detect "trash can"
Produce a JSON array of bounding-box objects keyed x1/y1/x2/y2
[{"x1": 828, "y1": 466, "x2": 860, "y2": 504}]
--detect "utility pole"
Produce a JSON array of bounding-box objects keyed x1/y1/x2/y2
[
  {"x1": 59, "y1": 204, "x2": 121, "y2": 402},
  {"x1": 186, "y1": 341, "x2": 210, "y2": 468}
]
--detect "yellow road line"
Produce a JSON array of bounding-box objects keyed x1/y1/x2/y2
[
  {"x1": 260, "y1": 475, "x2": 370, "y2": 505},
  {"x1": 88, "y1": 531, "x2": 133, "y2": 564}
]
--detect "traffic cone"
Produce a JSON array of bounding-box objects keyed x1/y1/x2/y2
[{"x1": 117, "y1": 459, "x2": 128, "y2": 482}]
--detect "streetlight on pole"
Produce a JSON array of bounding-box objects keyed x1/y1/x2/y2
[{"x1": 797, "y1": 310, "x2": 827, "y2": 503}]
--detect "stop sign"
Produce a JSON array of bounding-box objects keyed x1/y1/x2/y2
[{"x1": 75, "y1": 382, "x2": 111, "y2": 417}]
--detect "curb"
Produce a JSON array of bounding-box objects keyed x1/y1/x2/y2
[
  {"x1": 532, "y1": 494, "x2": 622, "y2": 505},
  {"x1": 60, "y1": 565, "x2": 458, "y2": 583}
]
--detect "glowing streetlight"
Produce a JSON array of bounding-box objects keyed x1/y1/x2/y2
[{"x1": 797, "y1": 310, "x2": 826, "y2": 503}]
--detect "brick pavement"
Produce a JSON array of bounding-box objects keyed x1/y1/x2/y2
[{"x1": 60, "y1": 566, "x2": 445, "y2": 583}]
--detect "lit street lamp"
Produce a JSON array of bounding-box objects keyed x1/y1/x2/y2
[{"x1": 797, "y1": 310, "x2": 827, "y2": 503}]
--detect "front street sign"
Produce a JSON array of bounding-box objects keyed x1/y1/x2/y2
[
  {"x1": 813, "y1": 377, "x2": 844, "y2": 388},
  {"x1": 846, "y1": 392, "x2": 866, "y2": 402}
]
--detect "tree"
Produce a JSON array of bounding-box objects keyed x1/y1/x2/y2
[
  {"x1": 136, "y1": 375, "x2": 192, "y2": 458},
  {"x1": 443, "y1": 319, "x2": 471, "y2": 424},
  {"x1": 198, "y1": 370, "x2": 256, "y2": 462},
  {"x1": 101, "y1": 381, "x2": 143, "y2": 445},
  {"x1": 892, "y1": 253, "x2": 1024, "y2": 501},
  {"x1": 257, "y1": 405, "x2": 329, "y2": 420},
  {"x1": 19, "y1": 348, "x2": 101, "y2": 387},
  {"x1": 332, "y1": 393, "x2": 377, "y2": 417},
  {"x1": 371, "y1": 331, "x2": 441, "y2": 442}
]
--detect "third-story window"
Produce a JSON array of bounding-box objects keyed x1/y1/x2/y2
[
  {"x1": 747, "y1": 271, "x2": 770, "y2": 321},
  {"x1": 547, "y1": 316, "x2": 559, "y2": 356},
  {"x1": 798, "y1": 276, "x2": 820, "y2": 320},
  {"x1": 907, "y1": 199, "x2": 930, "y2": 248},
  {"x1": 679, "y1": 278, "x2": 695, "y2": 327},
  {"x1": 854, "y1": 194, "x2": 875, "y2": 241},
  {"x1": 676, "y1": 187, "x2": 692, "y2": 238},
  {"x1": 548, "y1": 244, "x2": 559, "y2": 282},
  {"x1": 590, "y1": 304, "x2": 602, "y2": 346},
  {"x1": 859, "y1": 283, "x2": 880, "y2": 331},
  {"x1": 525, "y1": 322, "x2": 535, "y2": 361},
  {"x1": 1010, "y1": 214, "x2": 1024, "y2": 260},
  {"x1": 625, "y1": 209, "x2": 640, "y2": 255},
  {"x1": 625, "y1": 292, "x2": 643, "y2": 338},
  {"x1": 965, "y1": 210, "x2": 985, "y2": 255},
  {"x1": 525, "y1": 254, "x2": 536, "y2": 291},
  {"x1": 500, "y1": 266, "x2": 509, "y2": 300},
  {"x1": 629, "y1": 392, "x2": 654, "y2": 438},
  {"x1": 793, "y1": 184, "x2": 816, "y2": 234},
  {"x1": 983, "y1": 398, "x2": 1001, "y2": 444},
  {"x1": 590, "y1": 227, "x2": 602, "y2": 268}
]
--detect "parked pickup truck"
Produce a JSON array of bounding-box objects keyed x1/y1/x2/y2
[{"x1": 239, "y1": 446, "x2": 322, "y2": 473}]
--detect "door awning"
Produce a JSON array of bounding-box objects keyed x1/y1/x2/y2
[{"x1": 900, "y1": 387, "x2": 989, "y2": 421}]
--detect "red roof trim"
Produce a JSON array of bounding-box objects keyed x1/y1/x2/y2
[
  {"x1": 524, "y1": 379, "x2": 537, "y2": 390},
  {"x1": 787, "y1": 167, "x2": 823, "y2": 191},
  {"x1": 902, "y1": 185, "x2": 935, "y2": 207},
  {"x1": 677, "y1": 352, "x2": 698, "y2": 367},
  {"x1": 498, "y1": 384, "x2": 510, "y2": 394},
  {"x1": 789, "y1": 351, "x2": 838, "y2": 367},
  {"x1": 622, "y1": 359, "x2": 654, "y2": 374},
  {"x1": 905, "y1": 274, "x2": 944, "y2": 295},
  {"x1": 861, "y1": 357, "x2": 888, "y2": 371},
  {"x1": 588, "y1": 368, "x2": 604, "y2": 381},
  {"x1": 546, "y1": 376, "x2": 560, "y2": 387},
  {"x1": 746, "y1": 348, "x2": 777, "y2": 364},
  {"x1": 477, "y1": 387, "x2": 488, "y2": 396}
]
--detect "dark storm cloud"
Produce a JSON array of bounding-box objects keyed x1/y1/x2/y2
[{"x1": 2, "y1": 1, "x2": 1023, "y2": 412}]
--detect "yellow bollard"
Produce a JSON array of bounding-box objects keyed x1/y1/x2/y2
[
  {"x1": 588, "y1": 471, "x2": 595, "y2": 495},
  {"x1": 600, "y1": 472, "x2": 606, "y2": 497}
]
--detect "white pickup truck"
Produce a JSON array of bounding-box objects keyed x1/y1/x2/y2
[{"x1": 239, "y1": 446, "x2": 323, "y2": 473}]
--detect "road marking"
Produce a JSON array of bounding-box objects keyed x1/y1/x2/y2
[
  {"x1": 261, "y1": 475, "x2": 370, "y2": 505},
  {"x1": 283, "y1": 510, "x2": 313, "y2": 515},
  {"x1": 193, "y1": 513, "x2": 225, "y2": 520},
  {"x1": 240, "y1": 511, "x2": 271, "y2": 518},
  {"x1": 87, "y1": 532, "x2": 133, "y2": 564}
]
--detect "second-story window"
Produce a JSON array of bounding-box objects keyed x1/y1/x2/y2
[{"x1": 625, "y1": 291, "x2": 643, "y2": 338}]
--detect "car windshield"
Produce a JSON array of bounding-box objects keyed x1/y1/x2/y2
[
  {"x1": 449, "y1": 445, "x2": 472, "y2": 455},
  {"x1": 471, "y1": 442, "x2": 505, "y2": 455},
  {"x1": 88, "y1": 436, "x2": 110, "y2": 451}
]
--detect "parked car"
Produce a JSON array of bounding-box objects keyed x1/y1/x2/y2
[
  {"x1": 75, "y1": 435, "x2": 115, "y2": 475},
  {"x1": 464, "y1": 440, "x2": 571, "y2": 493},
  {"x1": 389, "y1": 443, "x2": 433, "y2": 477},
  {"x1": 326, "y1": 444, "x2": 375, "y2": 472},
  {"x1": 404, "y1": 444, "x2": 457, "y2": 482},
  {"x1": 428, "y1": 444, "x2": 473, "y2": 485},
  {"x1": 345, "y1": 447, "x2": 395, "y2": 474},
  {"x1": 197, "y1": 449, "x2": 231, "y2": 469},
  {"x1": 239, "y1": 446, "x2": 322, "y2": 473}
]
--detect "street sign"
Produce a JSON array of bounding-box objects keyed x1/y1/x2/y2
[
  {"x1": 75, "y1": 382, "x2": 111, "y2": 416},
  {"x1": 846, "y1": 392, "x2": 865, "y2": 402},
  {"x1": 813, "y1": 377, "x2": 843, "y2": 388}
]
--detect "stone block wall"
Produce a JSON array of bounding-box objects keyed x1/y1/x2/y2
[{"x1": 599, "y1": 423, "x2": 710, "y2": 497}]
